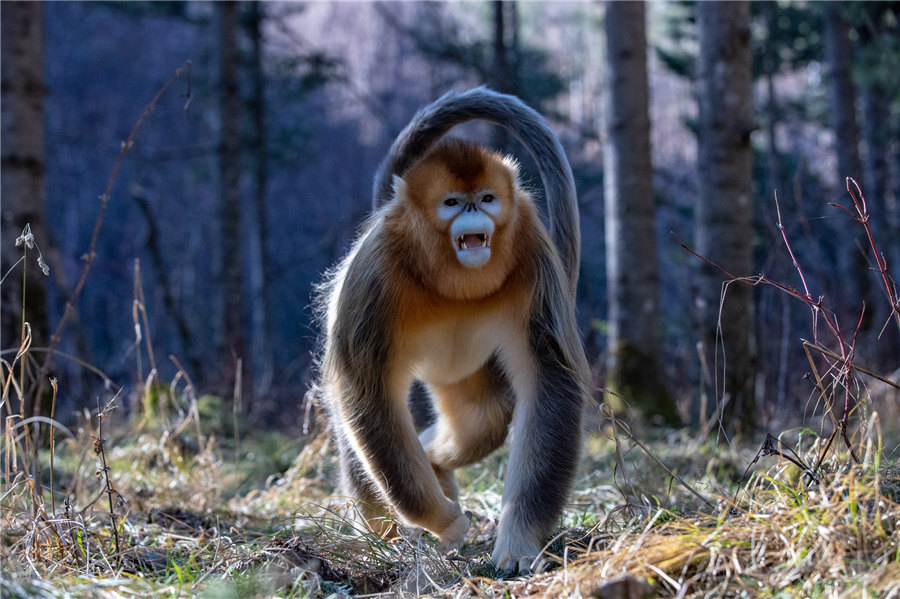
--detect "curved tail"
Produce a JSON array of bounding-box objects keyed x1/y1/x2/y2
[{"x1": 371, "y1": 87, "x2": 580, "y2": 292}]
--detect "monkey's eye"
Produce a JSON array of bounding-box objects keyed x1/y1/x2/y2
[
  {"x1": 444, "y1": 198, "x2": 459, "y2": 207},
  {"x1": 482, "y1": 194, "x2": 495, "y2": 203}
]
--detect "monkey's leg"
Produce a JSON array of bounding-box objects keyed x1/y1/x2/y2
[
  {"x1": 337, "y1": 378, "x2": 470, "y2": 546},
  {"x1": 491, "y1": 339, "x2": 584, "y2": 575},
  {"x1": 419, "y1": 359, "x2": 513, "y2": 501}
]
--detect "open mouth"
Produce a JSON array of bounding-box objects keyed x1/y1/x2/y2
[
  {"x1": 457, "y1": 233, "x2": 491, "y2": 251},
  {"x1": 454, "y1": 233, "x2": 492, "y2": 268}
]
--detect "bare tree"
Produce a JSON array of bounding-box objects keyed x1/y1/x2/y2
[
  {"x1": 603, "y1": 0, "x2": 679, "y2": 425},
  {"x1": 759, "y1": 0, "x2": 784, "y2": 200},
  {"x1": 491, "y1": 0, "x2": 518, "y2": 151},
  {"x1": 696, "y1": 1, "x2": 757, "y2": 434},
  {"x1": 217, "y1": 1, "x2": 245, "y2": 374},
  {"x1": 824, "y1": 3, "x2": 864, "y2": 187},
  {"x1": 1, "y1": 2, "x2": 47, "y2": 352},
  {"x1": 823, "y1": 2, "x2": 873, "y2": 333},
  {"x1": 492, "y1": 0, "x2": 514, "y2": 95},
  {"x1": 245, "y1": 2, "x2": 274, "y2": 397}
]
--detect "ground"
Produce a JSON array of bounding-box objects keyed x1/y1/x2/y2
[{"x1": 2, "y1": 394, "x2": 898, "y2": 598}]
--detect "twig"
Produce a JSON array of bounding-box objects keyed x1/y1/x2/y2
[
  {"x1": 839, "y1": 178, "x2": 900, "y2": 335},
  {"x1": 804, "y1": 341, "x2": 900, "y2": 390},
  {"x1": 676, "y1": 179, "x2": 888, "y2": 463},
  {"x1": 131, "y1": 189, "x2": 199, "y2": 376},
  {"x1": 602, "y1": 400, "x2": 637, "y2": 503},
  {"x1": 774, "y1": 192, "x2": 818, "y2": 338},
  {"x1": 607, "y1": 407, "x2": 716, "y2": 511},
  {"x1": 738, "y1": 433, "x2": 819, "y2": 488},
  {"x1": 34, "y1": 61, "x2": 192, "y2": 415},
  {"x1": 49, "y1": 378, "x2": 58, "y2": 516},
  {"x1": 811, "y1": 428, "x2": 838, "y2": 475},
  {"x1": 803, "y1": 342, "x2": 839, "y2": 432},
  {"x1": 0, "y1": 347, "x2": 121, "y2": 393},
  {"x1": 233, "y1": 358, "x2": 242, "y2": 454}
]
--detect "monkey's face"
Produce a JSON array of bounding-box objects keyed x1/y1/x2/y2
[
  {"x1": 388, "y1": 140, "x2": 523, "y2": 299},
  {"x1": 437, "y1": 189, "x2": 500, "y2": 269}
]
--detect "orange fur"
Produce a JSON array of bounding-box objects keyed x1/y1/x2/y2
[{"x1": 383, "y1": 141, "x2": 523, "y2": 301}]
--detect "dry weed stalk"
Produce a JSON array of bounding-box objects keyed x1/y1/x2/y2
[
  {"x1": 837, "y1": 178, "x2": 900, "y2": 335},
  {"x1": 2, "y1": 67, "x2": 194, "y2": 585},
  {"x1": 93, "y1": 395, "x2": 123, "y2": 562},
  {"x1": 1, "y1": 82, "x2": 195, "y2": 580}
]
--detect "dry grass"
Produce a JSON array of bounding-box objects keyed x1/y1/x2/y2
[
  {"x1": 2, "y1": 274, "x2": 899, "y2": 599},
  {"x1": 2, "y1": 380, "x2": 898, "y2": 599},
  {"x1": 494, "y1": 455, "x2": 900, "y2": 598}
]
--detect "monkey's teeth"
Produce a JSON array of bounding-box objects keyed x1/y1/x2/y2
[{"x1": 458, "y1": 234, "x2": 490, "y2": 250}]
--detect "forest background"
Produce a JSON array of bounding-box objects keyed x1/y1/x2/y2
[{"x1": 2, "y1": 1, "x2": 900, "y2": 597}]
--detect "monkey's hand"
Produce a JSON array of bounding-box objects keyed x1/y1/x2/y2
[
  {"x1": 491, "y1": 532, "x2": 543, "y2": 576},
  {"x1": 435, "y1": 508, "x2": 469, "y2": 547}
]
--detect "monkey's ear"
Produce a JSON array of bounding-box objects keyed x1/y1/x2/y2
[
  {"x1": 391, "y1": 175, "x2": 409, "y2": 202},
  {"x1": 502, "y1": 155, "x2": 522, "y2": 181}
]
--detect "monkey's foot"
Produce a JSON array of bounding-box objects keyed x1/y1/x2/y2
[
  {"x1": 491, "y1": 533, "x2": 543, "y2": 576},
  {"x1": 436, "y1": 510, "x2": 470, "y2": 547}
]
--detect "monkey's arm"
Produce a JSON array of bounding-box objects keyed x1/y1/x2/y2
[
  {"x1": 371, "y1": 87, "x2": 580, "y2": 293},
  {"x1": 324, "y1": 243, "x2": 468, "y2": 543},
  {"x1": 336, "y1": 388, "x2": 468, "y2": 543},
  {"x1": 492, "y1": 328, "x2": 585, "y2": 573},
  {"x1": 492, "y1": 248, "x2": 590, "y2": 574}
]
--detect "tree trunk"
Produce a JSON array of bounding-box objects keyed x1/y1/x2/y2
[
  {"x1": 695, "y1": 1, "x2": 757, "y2": 434},
  {"x1": 760, "y1": 0, "x2": 783, "y2": 200},
  {"x1": 824, "y1": 4, "x2": 864, "y2": 185},
  {"x1": 246, "y1": 2, "x2": 274, "y2": 397},
  {"x1": 857, "y1": 21, "x2": 900, "y2": 367},
  {"x1": 491, "y1": 0, "x2": 515, "y2": 150},
  {"x1": 217, "y1": 1, "x2": 245, "y2": 374},
  {"x1": 603, "y1": 1, "x2": 679, "y2": 425},
  {"x1": 1, "y1": 2, "x2": 47, "y2": 354},
  {"x1": 492, "y1": 0, "x2": 513, "y2": 95},
  {"x1": 823, "y1": 2, "x2": 873, "y2": 329}
]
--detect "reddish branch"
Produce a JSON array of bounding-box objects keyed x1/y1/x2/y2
[
  {"x1": 679, "y1": 180, "x2": 898, "y2": 463},
  {"x1": 837, "y1": 178, "x2": 900, "y2": 335}
]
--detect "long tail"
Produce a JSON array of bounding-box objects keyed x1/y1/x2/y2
[{"x1": 371, "y1": 87, "x2": 580, "y2": 292}]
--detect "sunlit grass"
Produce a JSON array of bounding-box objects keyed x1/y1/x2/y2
[{"x1": 5, "y1": 397, "x2": 898, "y2": 598}]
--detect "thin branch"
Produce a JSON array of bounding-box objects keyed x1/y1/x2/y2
[
  {"x1": 677, "y1": 188, "x2": 866, "y2": 461},
  {"x1": 604, "y1": 399, "x2": 715, "y2": 511},
  {"x1": 804, "y1": 341, "x2": 900, "y2": 390},
  {"x1": 34, "y1": 62, "x2": 192, "y2": 411},
  {"x1": 94, "y1": 394, "x2": 123, "y2": 562},
  {"x1": 845, "y1": 177, "x2": 900, "y2": 335}
]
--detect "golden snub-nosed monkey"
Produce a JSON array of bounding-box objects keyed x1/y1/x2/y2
[{"x1": 314, "y1": 87, "x2": 590, "y2": 575}]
